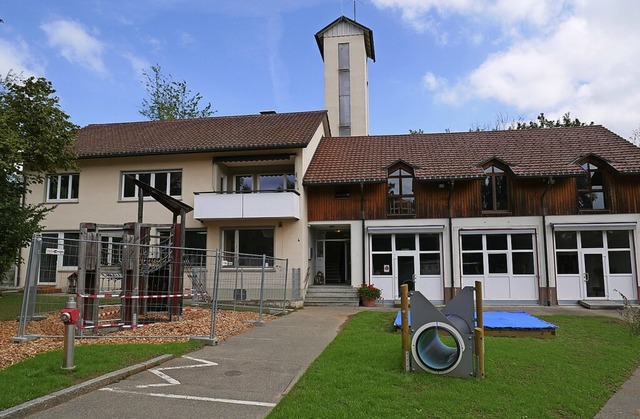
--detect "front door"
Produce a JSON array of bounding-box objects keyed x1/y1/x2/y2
[
  {"x1": 397, "y1": 255, "x2": 415, "y2": 296},
  {"x1": 583, "y1": 253, "x2": 606, "y2": 298}
]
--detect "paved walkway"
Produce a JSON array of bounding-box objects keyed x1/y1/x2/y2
[{"x1": 2, "y1": 305, "x2": 639, "y2": 418}]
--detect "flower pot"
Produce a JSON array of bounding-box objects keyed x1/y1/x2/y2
[{"x1": 362, "y1": 298, "x2": 376, "y2": 307}]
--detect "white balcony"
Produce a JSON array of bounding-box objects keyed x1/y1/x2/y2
[{"x1": 194, "y1": 191, "x2": 300, "y2": 220}]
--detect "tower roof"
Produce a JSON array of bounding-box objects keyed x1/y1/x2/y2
[{"x1": 315, "y1": 15, "x2": 375, "y2": 62}]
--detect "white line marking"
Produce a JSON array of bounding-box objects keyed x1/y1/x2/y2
[
  {"x1": 136, "y1": 356, "x2": 219, "y2": 388},
  {"x1": 99, "y1": 387, "x2": 276, "y2": 407}
]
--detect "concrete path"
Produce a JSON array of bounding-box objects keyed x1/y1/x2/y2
[{"x1": 2, "y1": 305, "x2": 639, "y2": 418}]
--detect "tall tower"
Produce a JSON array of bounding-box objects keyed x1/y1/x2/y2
[{"x1": 315, "y1": 16, "x2": 375, "y2": 137}]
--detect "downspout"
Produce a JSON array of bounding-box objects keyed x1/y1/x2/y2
[
  {"x1": 447, "y1": 180, "x2": 455, "y2": 301},
  {"x1": 541, "y1": 176, "x2": 554, "y2": 306},
  {"x1": 360, "y1": 182, "x2": 366, "y2": 286}
]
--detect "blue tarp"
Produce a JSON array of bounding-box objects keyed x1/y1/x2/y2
[{"x1": 393, "y1": 311, "x2": 558, "y2": 330}]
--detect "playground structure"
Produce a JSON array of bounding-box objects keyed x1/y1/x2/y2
[
  {"x1": 76, "y1": 221, "x2": 209, "y2": 331},
  {"x1": 409, "y1": 287, "x2": 479, "y2": 378}
]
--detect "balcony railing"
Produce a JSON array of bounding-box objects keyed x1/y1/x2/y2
[
  {"x1": 194, "y1": 190, "x2": 300, "y2": 220},
  {"x1": 388, "y1": 197, "x2": 415, "y2": 216}
]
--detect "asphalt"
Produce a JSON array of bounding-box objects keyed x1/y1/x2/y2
[{"x1": 1, "y1": 305, "x2": 639, "y2": 419}]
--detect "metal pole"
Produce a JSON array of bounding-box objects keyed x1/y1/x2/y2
[
  {"x1": 209, "y1": 249, "x2": 221, "y2": 343},
  {"x1": 282, "y1": 259, "x2": 289, "y2": 310},
  {"x1": 400, "y1": 284, "x2": 410, "y2": 372},
  {"x1": 62, "y1": 297, "x2": 77, "y2": 370},
  {"x1": 16, "y1": 234, "x2": 42, "y2": 339},
  {"x1": 255, "y1": 255, "x2": 266, "y2": 326}
]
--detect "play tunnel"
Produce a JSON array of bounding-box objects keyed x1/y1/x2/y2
[{"x1": 410, "y1": 287, "x2": 476, "y2": 378}]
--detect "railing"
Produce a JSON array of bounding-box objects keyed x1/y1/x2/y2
[
  {"x1": 194, "y1": 190, "x2": 301, "y2": 220},
  {"x1": 388, "y1": 197, "x2": 415, "y2": 216}
]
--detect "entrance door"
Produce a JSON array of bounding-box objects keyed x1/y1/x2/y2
[
  {"x1": 324, "y1": 241, "x2": 349, "y2": 283},
  {"x1": 397, "y1": 255, "x2": 415, "y2": 296},
  {"x1": 583, "y1": 253, "x2": 606, "y2": 298}
]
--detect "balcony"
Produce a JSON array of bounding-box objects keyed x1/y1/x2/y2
[{"x1": 194, "y1": 191, "x2": 300, "y2": 220}]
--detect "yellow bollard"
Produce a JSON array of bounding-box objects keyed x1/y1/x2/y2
[{"x1": 400, "y1": 284, "x2": 410, "y2": 372}]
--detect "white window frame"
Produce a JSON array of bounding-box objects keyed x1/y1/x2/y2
[
  {"x1": 121, "y1": 170, "x2": 182, "y2": 200},
  {"x1": 46, "y1": 173, "x2": 79, "y2": 202}
]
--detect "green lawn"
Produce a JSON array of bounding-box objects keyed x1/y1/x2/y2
[
  {"x1": 0, "y1": 341, "x2": 202, "y2": 410},
  {"x1": 268, "y1": 311, "x2": 640, "y2": 419}
]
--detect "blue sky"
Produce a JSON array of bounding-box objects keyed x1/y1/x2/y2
[{"x1": 1, "y1": 0, "x2": 639, "y2": 139}]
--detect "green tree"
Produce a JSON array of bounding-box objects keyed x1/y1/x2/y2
[
  {"x1": 139, "y1": 64, "x2": 214, "y2": 120},
  {"x1": 0, "y1": 74, "x2": 78, "y2": 274},
  {"x1": 515, "y1": 112, "x2": 593, "y2": 129}
]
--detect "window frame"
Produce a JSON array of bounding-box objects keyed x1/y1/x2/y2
[
  {"x1": 121, "y1": 170, "x2": 182, "y2": 200},
  {"x1": 233, "y1": 173, "x2": 296, "y2": 193},
  {"x1": 46, "y1": 173, "x2": 80, "y2": 202},
  {"x1": 481, "y1": 164, "x2": 510, "y2": 213},
  {"x1": 577, "y1": 161, "x2": 607, "y2": 210},
  {"x1": 387, "y1": 164, "x2": 415, "y2": 216},
  {"x1": 221, "y1": 227, "x2": 275, "y2": 268}
]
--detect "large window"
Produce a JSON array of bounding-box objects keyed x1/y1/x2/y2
[
  {"x1": 481, "y1": 165, "x2": 508, "y2": 212},
  {"x1": 387, "y1": 165, "x2": 415, "y2": 215},
  {"x1": 234, "y1": 173, "x2": 295, "y2": 193},
  {"x1": 370, "y1": 233, "x2": 441, "y2": 276},
  {"x1": 555, "y1": 230, "x2": 632, "y2": 275},
  {"x1": 577, "y1": 162, "x2": 606, "y2": 210},
  {"x1": 461, "y1": 233, "x2": 534, "y2": 275},
  {"x1": 46, "y1": 174, "x2": 79, "y2": 202},
  {"x1": 338, "y1": 42, "x2": 351, "y2": 136},
  {"x1": 222, "y1": 228, "x2": 274, "y2": 267},
  {"x1": 122, "y1": 170, "x2": 182, "y2": 199},
  {"x1": 40, "y1": 232, "x2": 80, "y2": 283}
]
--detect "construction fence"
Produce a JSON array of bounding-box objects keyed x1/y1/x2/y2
[{"x1": 14, "y1": 229, "x2": 302, "y2": 343}]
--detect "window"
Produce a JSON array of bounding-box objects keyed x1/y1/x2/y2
[
  {"x1": 40, "y1": 232, "x2": 80, "y2": 283},
  {"x1": 578, "y1": 162, "x2": 606, "y2": 210},
  {"x1": 46, "y1": 174, "x2": 79, "y2": 202},
  {"x1": 234, "y1": 173, "x2": 295, "y2": 193},
  {"x1": 338, "y1": 42, "x2": 351, "y2": 136},
  {"x1": 555, "y1": 230, "x2": 633, "y2": 275},
  {"x1": 222, "y1": 228, "x2": 274, "y2": 267},
  {"x1": 461, "y1": 233, "x2": 535, "y2": 276},
  {"x1": 388, "y1": 165, "x2": 415, "y2": 215},
  {"x1": 122, "y1": 170, "x2": 182, "y2": 199},
  {"x1": 482, "y1": 165, "x2": 508, "y2": 211}
]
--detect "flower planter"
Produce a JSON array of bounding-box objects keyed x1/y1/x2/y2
[{"x1": 361, "y1": 298, "x2": 376, "y2": 307}]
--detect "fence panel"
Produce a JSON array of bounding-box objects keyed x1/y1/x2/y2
[{"x1": 13, "y1": 233, "x2": 297, "y2": 345}]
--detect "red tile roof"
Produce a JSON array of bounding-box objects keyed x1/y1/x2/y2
[
  {"x1": 76, "y1": 111, "x2": 328, "y2": 158},
  {"x1": 303, "y1": 125, "x2": 640, "y2": 184}
]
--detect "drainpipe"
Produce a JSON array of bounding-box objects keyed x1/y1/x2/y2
[
  {"x1": 447, "y1": 180, "x2": 455, "y2": 302},
  {"x1": 541, "y1": 176, "x2": 554, "y2": 306},
  {"x1": 360, "y1": 182, "x2": 366, "y2": 286}
]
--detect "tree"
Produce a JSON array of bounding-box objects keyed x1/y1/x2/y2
[
  {"x1": 139, "y1": 64, "x2": 214, "y2": 120},
  {"x1": 630, "y1": 124, "x2": 640, "y2": 147},
  {"x1": 515, "y1": 112, "x2": 593, "y2": 129},
  {"x1": 0, "y1": 74, "x2": 78, "y2": 274}
]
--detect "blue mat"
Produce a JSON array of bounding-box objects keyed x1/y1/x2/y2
[{"x1": 394, "y1": 311, "x2": 557, "y2": 330}]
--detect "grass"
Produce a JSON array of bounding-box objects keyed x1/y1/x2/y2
[
  {"x1": 268, "y1": 311, "x2": 640, "y2": 419},
  {"x1": 0, "y1": 340, "x2": 202, "y2": 410}
]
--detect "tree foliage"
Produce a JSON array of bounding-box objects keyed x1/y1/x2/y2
[
  {"x1": 0, "y1": 74, "x2": 78, "y2": 274},
  {"x1": 139, "y1": 64, "x2": 214, "y2": 120},
  {"x1": 515, "y1": 112, "x2": 593, "y2": 129}
]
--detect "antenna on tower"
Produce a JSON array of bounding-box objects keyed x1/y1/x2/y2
[{"x1": 354, "y1": 0, "x2": 357, "y2": 21}]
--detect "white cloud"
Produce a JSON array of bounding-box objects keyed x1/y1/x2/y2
[
  {"x1": 0, "y1": 38, "x2": 45, "y2": 78},
  {"x1": 374, "y1": 0, "x2": 640, "y2": 137},
  {"x1": 41, "y1": 19, "x2": 107, "y2": 75}
]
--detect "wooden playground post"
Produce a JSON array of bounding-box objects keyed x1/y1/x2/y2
[
  {"x1": 474, "y1": 280, "x2": 485, "y2": 379},
  {"x1": 400, "y1": 283, "x2": 410, "y2": 372}
]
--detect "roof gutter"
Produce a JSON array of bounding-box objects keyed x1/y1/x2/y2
[{"x1": 541, "y1": 176, "x2": 554, "y2": 306}]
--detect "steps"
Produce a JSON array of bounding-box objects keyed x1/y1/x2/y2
[{"x1": 304, "y1": 284, "x2": 359, "y2": 307}]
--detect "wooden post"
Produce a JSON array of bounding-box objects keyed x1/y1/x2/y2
[
  {"x1": 475, "y1": 280, "x2": 485, "y2": 379},
  {"x1": 401, "y1": 283, "x2": 410, "y2": 372}
]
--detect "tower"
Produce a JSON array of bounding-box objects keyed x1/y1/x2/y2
[{"x1": 315, "y1": 16, "x2": 375, "y2": 137}]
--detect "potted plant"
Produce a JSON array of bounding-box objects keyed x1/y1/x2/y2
[{"x1": 358, "y1": 283, "x2": 381, "y2": 307}]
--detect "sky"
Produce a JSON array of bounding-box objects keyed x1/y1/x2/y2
[{"x1": 1, "y1": 0, "x2": 639, "y2": 140}]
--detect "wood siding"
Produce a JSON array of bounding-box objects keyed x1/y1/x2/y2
[{"x1": 306, "y1": 170, "x2": 640, "y2": 221}]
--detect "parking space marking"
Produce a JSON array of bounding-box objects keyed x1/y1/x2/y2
[
  {"x1": 99, "y1": 387, "x2": 277, "y2": 407},
  {"x1": 136, "y1": 356, "x2": 218, "y2": 388}
]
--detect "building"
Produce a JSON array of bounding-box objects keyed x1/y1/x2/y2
[{"x1": 20, "y1": 16, "x2": 640, "y2": 306}]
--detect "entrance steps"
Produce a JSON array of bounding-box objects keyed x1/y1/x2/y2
[
  {"x1": 305, "y1": 284, "x2": 359, "y2": 307},
  {"x1": 578, "y1": 300, "x2": 624, "y2": 310}
]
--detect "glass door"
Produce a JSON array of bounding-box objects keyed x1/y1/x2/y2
[
  {"x1": 397, "y1": 255, "x2": 415, "y2": 296},
  {"x1": 583, "y1": 253, "x2": 605, "y2": 298}
]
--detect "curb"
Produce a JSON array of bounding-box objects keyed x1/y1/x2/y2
[{"x1": 0, "y1": 354, "x2": 173, "y2": 419}]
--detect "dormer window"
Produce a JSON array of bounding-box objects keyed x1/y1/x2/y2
[
  {"x1": 388, "y1": 164, "x2": 415, "y2": 215},
  {"x1": 482, "y1": 165, "x2": 509, "y2": 212},
  {"x1": 578, "y1": 162, "x2": 606, "y2": 210}
]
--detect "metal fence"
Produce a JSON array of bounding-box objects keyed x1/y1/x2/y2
[{"x1": 13, "y1": 231, "x2": 299, "y2": 343}]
